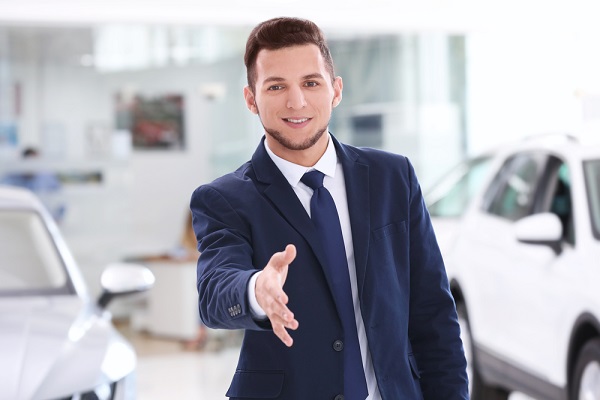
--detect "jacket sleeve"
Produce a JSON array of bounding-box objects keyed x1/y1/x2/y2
[
  {"x1": 190, "y1": 184, "x2": 271, "y2": 331},
  {"x1": 405, "y1": 158, "x2": 469, "y2": 399}
]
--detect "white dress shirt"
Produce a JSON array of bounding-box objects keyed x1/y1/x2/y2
[{"x1": 248, "y1": 135, "x2": 382, "y2": 400}]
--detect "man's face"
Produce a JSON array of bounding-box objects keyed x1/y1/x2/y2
[{"x1": 244, "y1": 44, "x2": 343, "y2": 165}]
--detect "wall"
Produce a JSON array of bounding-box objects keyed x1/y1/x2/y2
[
  {"x1": 466, "y1": 28, "x2": 600, "y2": 155},
  {"x1": 4, "y1": 52, "x2": 253, "y2": 299}
]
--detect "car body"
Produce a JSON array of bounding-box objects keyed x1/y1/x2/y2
[
  {"x1": 427, "y1": 134, "x2": 600, "y2": 400},
  {"x1": 0, "y1": 185, "x2": 154, "y2": 400}
]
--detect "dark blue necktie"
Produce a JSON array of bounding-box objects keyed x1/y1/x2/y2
[{"x1": 301, "y1": 170, "x2": 368, "y2": 400}]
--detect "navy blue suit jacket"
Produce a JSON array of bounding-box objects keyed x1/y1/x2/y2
[{"x1": 190, "y1": 135, "x2": 468, "y2": 399}]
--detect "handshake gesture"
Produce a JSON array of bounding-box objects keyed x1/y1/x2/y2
[{"x1": 255, "y1": 244, "x2": 300, "y2": 347}]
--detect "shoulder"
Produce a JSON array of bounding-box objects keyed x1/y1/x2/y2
[
  {"x1": 339, "y1": 142, "x2": 414, "y2": 174},
  {"x1": 191, "y1": 161, "x2": 255, "y2": 202}
]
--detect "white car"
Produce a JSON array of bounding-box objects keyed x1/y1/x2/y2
[
  {"x1": 427, "y1": 134, "x2": 600, "y2": 400},
  {"x1": 0, "y1": 185, "x2": 155, "y2": 400}
]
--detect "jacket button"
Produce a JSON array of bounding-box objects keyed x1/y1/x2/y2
[
  {"x1": 334, "y1": 395, "x2": 344, "y2": 400},
  {"x1": 333, "y1": 340, "x2": 344, "y2": 352}
]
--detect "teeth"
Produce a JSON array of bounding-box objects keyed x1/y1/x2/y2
[{"x1": 286, "y1": 118, "x2": 308, "y2": 123}]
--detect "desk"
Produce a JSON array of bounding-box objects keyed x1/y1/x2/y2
[{"x1": 133, "y1": 261, "x2": 199, "y2": 340}]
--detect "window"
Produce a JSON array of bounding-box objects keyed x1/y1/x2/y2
[
  {"x1": 427, "y1": 155, "x2": 493, "y2": 218},
  {"x1": 0, "y1": 210, "x2": 69, "y2": 294},
  {"x1": 584, "y1": 159, "x2": 600, "y2": 240},
  {"x1": 545, "y1": 160, "x2": 575, "y2": 245},
  {"x1": 484, "y1": 154, "x2": 545, "y2": 221}
]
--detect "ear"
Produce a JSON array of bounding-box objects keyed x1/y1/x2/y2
[
  {"x1": 332, "y1": 76, "x2": 343, "y2": 108},
  {"x1": 243, "y1": 86, "x2": 258, "y2": 114}
]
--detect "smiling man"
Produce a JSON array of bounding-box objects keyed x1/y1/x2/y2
[{"x1": 190, "y1": 17, "x2": 468, "y2": 400}]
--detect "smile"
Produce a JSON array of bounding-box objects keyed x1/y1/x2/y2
[{"x1": 284, "y1": 118, "x2": 310, "y2": 124}]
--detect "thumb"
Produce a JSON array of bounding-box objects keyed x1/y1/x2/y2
[
  {"x1": 282, "y1": 244, "x2": 296, "y2": 265},
  {"x1": 271, "y1": 244, "x2": 297, "y2": 271}
]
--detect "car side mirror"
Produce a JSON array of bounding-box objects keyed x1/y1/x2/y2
[
  {"x1": 97, "y1": 263, "x2": 155, "y2": 309},
  {"x1": 515, "y1": 213, "x2": 563, "y2": 255}
]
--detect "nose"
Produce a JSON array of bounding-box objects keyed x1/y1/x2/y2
[{"x1": 286, "y1": 85, "x2": 307, "y2": 109}]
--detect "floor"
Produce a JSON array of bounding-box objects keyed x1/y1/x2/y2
[
  {"x1": 117, "y1": 321, "x2": 533, "y2": 400},
  {"x1": 116, "y1": 321, "x2": 242, "y2": 400}
]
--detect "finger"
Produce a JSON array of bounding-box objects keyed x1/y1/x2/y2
[
  {"x1": 273, "y1": 322, "x2": 295, "y2": 347},
  {"x1": 271, "y1": 305, "x2": 298, "y2": 327},
  {"x1": 270, "y1": 244, "x2": 297, "y2": 270},
  {"x1": 282, "y1": 244, "x2": 296, "y2": 264}
]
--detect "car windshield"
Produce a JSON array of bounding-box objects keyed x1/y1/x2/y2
[
  {"x1": 584, "y1": 159, "x2": 600, "y2": 240},
  {"x1": 426, "y1": 155, "x2": 493, "y2": 218},
  {"x1": 0, "y1": 209, "x2": 70, "y2": 295}
]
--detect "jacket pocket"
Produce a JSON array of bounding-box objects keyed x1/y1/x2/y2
[
  {"x1": 226, "y1": 370, "x2": 284, "y2": 399},
  {"x1": 372, "y1": 220, "x2": 407, "y2": 241}
]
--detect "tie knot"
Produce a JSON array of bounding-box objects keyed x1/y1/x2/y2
[{"x1": 301, "y1": 170, "x2": 325, "y2": 190}]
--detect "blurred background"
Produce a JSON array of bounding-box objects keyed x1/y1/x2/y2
[{"x1": 1, "y1": 1, "x2": 599, "y2": 398}]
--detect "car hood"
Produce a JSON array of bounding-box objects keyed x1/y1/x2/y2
[{"x1": 0, "y1": 296, "x2": 136, "y2": 400}]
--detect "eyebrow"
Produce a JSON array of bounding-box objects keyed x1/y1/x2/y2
[
  {"x1": 303, "y1": 73, "x2": 325, "y2": 81},
  {"x1": 262, "y1": 73, "x2": 326, "y2": 84}
]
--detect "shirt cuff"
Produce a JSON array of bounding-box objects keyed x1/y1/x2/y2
[{"x1": 248, "y1": 271, "x2": 268, "y2": 320}]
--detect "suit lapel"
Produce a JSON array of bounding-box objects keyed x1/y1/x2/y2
[
  {"x1": 333, "y1": 136, "x2": 370, "y2": 298},
  {"x1": 251, "y1": 136, "x2": 371, "y2": 301},
  {"x1": 250, "y1": 138, "x2": 334, "y2": 282}
]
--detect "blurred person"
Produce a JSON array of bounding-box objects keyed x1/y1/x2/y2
[
  {"x1": 1, "y1": 146, "x2": 66, "y2": 222},
  {"x1": 190, "y1": 17, "x2": 468, "y2": 400}
]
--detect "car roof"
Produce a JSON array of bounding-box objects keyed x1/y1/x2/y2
[{"x1": 491, "y1": 134, "x2": 600, "y2": 162}]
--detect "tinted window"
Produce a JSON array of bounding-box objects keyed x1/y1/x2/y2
[
  {"x1": 427, "y1": 156, "x2": 493, "y2": 218},
  {"x1": 584, "y1": 159, "x2": 600, "y2": 240},
  {"x1": 485, "y1": 154, "x2": 545, "y2": 221}
]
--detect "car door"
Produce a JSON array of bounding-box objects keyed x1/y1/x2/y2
[
  {"x1": 461, "y1": 151, "x2": 577, "y2": 387},
  {"x1": 458, "y1": 152, "x2": 550, "y2": 364},
  {"x1": 505, "y1": 156, "x2": 578, "y2": 385}
]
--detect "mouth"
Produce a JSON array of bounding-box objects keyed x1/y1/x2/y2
[
  {"x1": 282, "y1": 117, "x2": 312, "y2": 129},
  {"x1": 283, "y1": 118, "x2": 310, "y2": 124}
]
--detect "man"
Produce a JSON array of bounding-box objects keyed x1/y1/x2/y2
[{"x1": 190, "y1": 17, "x2": 468, "y2": 400}]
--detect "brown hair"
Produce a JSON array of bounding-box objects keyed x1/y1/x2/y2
[{"x1": 244, "y1": 17, "x2": 335, "y2": 91}]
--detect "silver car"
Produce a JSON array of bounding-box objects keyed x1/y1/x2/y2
[{"x1": 0, "y1": 185, "x2": 154, "y2": 400}]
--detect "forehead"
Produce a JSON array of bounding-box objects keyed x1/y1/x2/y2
[{"x1": 254, "y1": 44, "x2": 329, "y2": 82}]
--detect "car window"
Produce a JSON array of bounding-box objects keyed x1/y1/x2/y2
[
  {"x1": 0, "y1": 209, "x2": 68, "y2": 293},
  {"x1": 537, "y1": 158, "x2": 575, "y2": 245},
  {"x1": 427, "y1": 156, "x2": 493, "y2": 218},
  {"x1": 584, "y1": 159, "x2": 600, "y2": 240},
  {"x1": 484, "y1": 154, "x2": 545, "y2": 221}
]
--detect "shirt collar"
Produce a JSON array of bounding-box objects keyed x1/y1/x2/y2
[{"x1": 264, "y1": 134, "x2": 338, "y2": 188}]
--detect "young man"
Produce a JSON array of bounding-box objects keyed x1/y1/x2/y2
[{"x1": 190, "y1": 17, "x2": 468, "y2": 400}]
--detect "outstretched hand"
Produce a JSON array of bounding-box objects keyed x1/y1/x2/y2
[{"x1": 255, "y1": 244, "x2": 299, "y2": 347}]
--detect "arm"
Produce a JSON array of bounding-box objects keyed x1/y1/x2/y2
[
  {"x1": 405, "y1": 159, "x2": 469, "y2": 399},
  {"x1": 191, "y1": 184, "x2": 260, "y2": 330},
  {"x1": 191, "y1": 185, "x2": 299, "y2": 343}
]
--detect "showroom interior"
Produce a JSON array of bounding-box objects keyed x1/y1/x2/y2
[{"x1": 1, "y1": 1, "x2": 599, "y2": 399}]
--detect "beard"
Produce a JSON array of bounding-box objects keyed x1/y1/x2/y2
[{"x1": 263, "y1": 125, "x2": 327, "y2": 151}]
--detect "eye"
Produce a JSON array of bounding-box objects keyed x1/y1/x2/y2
[
  {"x1": 305, "y1": 81, "x2": 318, "y2": 87},
  {"x1": 267, "y1": 85, "x2": 284, "y2": 91}
]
